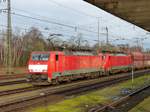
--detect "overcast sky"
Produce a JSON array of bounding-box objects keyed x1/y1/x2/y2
[{"x1": 0, "y1": 0, "x2": 150, "y2": 48}]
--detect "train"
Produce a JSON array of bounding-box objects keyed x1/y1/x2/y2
[{"x1": 27, "y1": 51, "x2": 150, "y2": 85}]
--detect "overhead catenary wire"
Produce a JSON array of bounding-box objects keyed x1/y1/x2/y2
[
  {"x1": 0, "y1": 27, "x2": 124, "y2": 45},
  {"x1": 4, "y1": 5, "x2": 98, "y2": 37},
  {"x1": 0, "y1": 27, "x2": 99, "y2": 43},
  {"x1": 11, "y1": 12, "x2": 75, "y2": 29},
  {"x1": 6, "y1": 11, "x2": 100, "y2": 34},
  {"x1": 0, "y1": 24, "x2": 82, "y2": 36},
  {"x1": 0, "y1": 24, "x2": 110, "y2": 44},
  {"x1": 0, "y1": 23, "x2": 122, "y2": 41},
  {"x1": 2, "y1": 7, "x2": 97, "y2": 33},
  {"x1": 2, "y1": 8, "x2": 131, "y2": 40},
  {"x1": 46, "y1": 0, "x2": 98, "y2": 18},
  {"x1": 2, "y1": 23, "x2": 145, "y2": 45},
  {"x1": 11, "y1": 7, "x2": 71, "y2": 25},
  {"x1": 2, "y1": 3, "x2": 141, "y2": 44},
  {"x1": 11, "y1": 8, "x2": 99, "y2": 34},
  {"x1": 2, "y1": 7, "x2": 124, "y2": 39},
  {"x1": 0, "y1": 24, "x2": 100, "y2": 39}
]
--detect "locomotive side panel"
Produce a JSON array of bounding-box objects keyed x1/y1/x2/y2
[{"x1": 59, "y1": 55, "x2": 103, "y2": 76}]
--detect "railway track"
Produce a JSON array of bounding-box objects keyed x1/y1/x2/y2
[
  {"x1": 0, "y1": 78, "x2": 26, "y2": 86},
  {"x1": 0, "y1": 69, "x2": 149, "y2": 112},
  {"x1": 88, "y1": 84, "x2": 150, "y2": 112},
  {"x1": 0, "y1": 86, "x2": 42, "y2": 97},
  {"x1": 0, "y1": 73, "x2": 126, "y2": 97},
  {"x1": 0, "y1": 74, "x2": 26, "y2": 80}
]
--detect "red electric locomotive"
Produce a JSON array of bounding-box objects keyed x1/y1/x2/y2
[
  {"x1": 27, "y1": 51, "x2": 132, "y2": 85},
  {"x1": 28, "y1": 51, "x2": 103, "y2": 85}
]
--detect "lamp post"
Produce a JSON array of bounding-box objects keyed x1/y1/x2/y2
[
  {"x1": 106, "y1": 27, "x2": 109, "y2": 45},
  {"x1": 97, "y1": 17, "x2": 100, "y2": 49},
  {"x1": 131, "y1": 63, "x2": 134, "y2": 89}
]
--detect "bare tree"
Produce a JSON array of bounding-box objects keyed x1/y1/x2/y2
[{"x1": 19, "y1": 27, "x2": 47, "y2": 65}]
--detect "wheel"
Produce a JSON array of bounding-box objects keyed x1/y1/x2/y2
[{"x1": 52, "y1": 79, "x2": 59, "y2": 85}]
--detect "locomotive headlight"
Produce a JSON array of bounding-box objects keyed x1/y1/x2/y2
[
  {"x1": 42, "y1": 70, "x2": 47, "y2": 72},
  {"x1": 29, "y1": 69, "x2": 33, "y2": 72},
  {"x1": 28, "y1": 65, "x2": 48, "y2": 73}
]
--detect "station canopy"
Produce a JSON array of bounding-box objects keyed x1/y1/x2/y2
[{"x1": 84, "y1": 0, "x2": 150, "y2": 32}]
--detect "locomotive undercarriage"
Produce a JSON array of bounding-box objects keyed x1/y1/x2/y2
[
  {"x1": 51, "y1": 71, "x2": 106, "y2": 85},
  {"x1": 27, "y1": 71, "x2": 106, "y2": 85},
  {"x1": 27, "y1": 66, "x2": 134, "y2": 86},
  {"x1": 27, "y1": 74, "x2": 50, "y2": 85}
]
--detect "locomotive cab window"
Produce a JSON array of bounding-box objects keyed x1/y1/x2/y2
[{"x1": 32, "y1": 53, "x2": 50, "y2": 61}]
